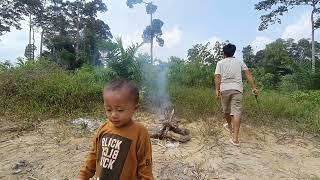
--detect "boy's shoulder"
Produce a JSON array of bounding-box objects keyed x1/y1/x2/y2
[
  {"x1": 132, "y1": 121, "x2": 149, "y2": 133},
  {"x1": 218, "y1": 58, "x2": 244, "y2": 64},
  {"x1": 95, "y1": 121, "x2": 109, "y2": 133},
  {"x1": 217, "y1": 58, "x2": 228, "y2": 64},
  {"x1": 128, "y1": 121, "x2": 151, "y2": 139},
  {"x1": 96, "y1": 120, "x2": 148, "y2": 133}
]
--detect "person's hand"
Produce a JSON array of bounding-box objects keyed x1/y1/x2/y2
[
  {"x1": 215, "y1": 89, "x2": 221, "y2": 98},
  {"x1": 252, "y1": 88, "x2": 258, "y2": 96}
]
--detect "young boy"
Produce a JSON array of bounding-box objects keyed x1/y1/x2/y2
[
  {"x1": 78, "y1": 79, "x2": 154, "y2": 180},
  {"x1": 214, "y1": 43, "x2": 258, "y2": 146}
]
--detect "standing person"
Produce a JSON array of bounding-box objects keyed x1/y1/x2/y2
[
  {"x1": 214, "y1": 43, "x2": 258, "y2": 146},
  {"x1": 78, "y1": 78, "x2": 154, "y2": 180}
]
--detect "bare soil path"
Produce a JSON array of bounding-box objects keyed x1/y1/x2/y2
[{"x1": 0, "y1": 113, "x2": 319, "y2": 180}]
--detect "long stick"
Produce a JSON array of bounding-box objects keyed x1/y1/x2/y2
[{"x1": 255, "y1": 95, "x2": 261, "y2": 110}]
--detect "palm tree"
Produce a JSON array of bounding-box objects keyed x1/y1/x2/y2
[{"x1": 100, "y1": 37, "x2": 143, "y2": 81}]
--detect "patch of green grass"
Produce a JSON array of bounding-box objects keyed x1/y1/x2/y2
[
  {"x1": 169, "y1": 85, "x2": 220, "y2": 121},
  {"x1": 0, "y1": 61, "x2": 105, "y2": 119},
  {"x1": 243, "y1": 90, "x2": 320, "y2": 133},
  {"x1": 1, "y1": 60, "x2": 319, "y2": 134},
  {"x1": 169, "y1": 85, "x2": 320, "y2": 133}
]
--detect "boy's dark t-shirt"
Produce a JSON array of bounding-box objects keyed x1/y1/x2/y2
[{"x1": 78, "y1": 120, "x2": 153, "y2": 180}]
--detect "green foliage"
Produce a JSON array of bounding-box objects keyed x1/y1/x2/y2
[
  {"x1": 255, "y1": 0, "x2": 320, "y2": 31},
  {"x1": 126, "y1": 0, "x2": 165, "y2": 53},
  {"x1": 168, "y1": 41, "x2": 227, "y2": 88},
  {"x1": 169, "y1": 58, "x2": 215, "y2": 87},
  {"x1": 263, "y1": 39, "x2": 293, "y2": 81},
  {"x1": 0, "y1": 60, "x2": 13, "y2": 71},
  {"x1": 166, "y1": 38, "x2": 320, "y2": 132},
  {"x1": 279, "y1": 75, "x2": 299, "y2": 92},
  {"x1": 33, "y1": 0, "x2": 111, "y2": 69},
  {"x1": 251, "y1": 68, "x2": 274, "y2": 89},
  {"x1": 255, "y1": 0, "x2": 319, "y2": 73},
  {"x1": 0, "y1": 59, "x2": 105, "y2": 119},
  {"x1": 146, "y1": 3, "x2": 157, "y2": 14},
  {"x1": 242, "y1": 45, "x2": 255, "y2": 68},
  {"x1": 290, "y1": 91, "x2": 320, "y2": 105},
  {"x1": 187, "y1": 43, "x2": 214, "y2": 64},
  {"x1": 247, "y1": 38, "x2": 320, "y2": 90},
  {"x1": 0, "y1": 0, "x2": 43, "y2": 36},
  {"x1": 168, "y1": 84, "x2": 320, "y2": 133},
  {"x1": 311, "y1": 72, "x2": 320, "y2": 89},
  {"x1": 126, "y1": 0, "x2": 143, "y2": 8},
  {"x1": 100, "y1": 38, "x2": 142, "y2": 83},
  {"x1": 1, "y1": 0, "x2": 112, "y2": 69},
  {"x1": 143, "y1": 19, "x2": 164, "y2": 47},
  {"x1": 260, "y1": 73, "x2": 275, "y2": 89},
  {"x1": 169, "y1": 85, "x2": 219, "y2": 121},
  {"x1": 1, "y1": 37, "x2": 320, "y2": 135},
  {"x1": 244, "y1": 90, "x2": 320, "y2": 133}
]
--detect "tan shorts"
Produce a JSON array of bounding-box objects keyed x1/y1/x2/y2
[{"x1": 221, "y1": 90, "x2": 242, "y2": 115}]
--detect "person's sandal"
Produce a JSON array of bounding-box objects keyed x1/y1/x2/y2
[
  {"x1": 223, "y1": 123, "x2": 233, "y2": 133},
  {"x1": 229, "y1": 138, "x2": 240, "y2": 147}
]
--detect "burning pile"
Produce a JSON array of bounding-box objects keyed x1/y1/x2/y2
[{"x1": 150, "y1": 109, "x2": 191, "y2": 143}]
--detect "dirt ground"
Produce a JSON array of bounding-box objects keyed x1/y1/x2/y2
[{"x1": 0, "y1": 112, "x2": 320, "y2": 180}]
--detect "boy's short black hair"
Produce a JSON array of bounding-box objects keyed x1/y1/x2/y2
[
  {"x1": 223, "y1": 43, "x2": 236, "y2": 57},
  {"x1": 104, "y1": 78, "x2": 139, "y2": 104}
]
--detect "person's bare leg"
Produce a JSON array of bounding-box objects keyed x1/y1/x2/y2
[
  {"x1": 224, "y1": 113, "x2": 232, "y2": 133},
  {"x1": 233, "y1": 114, "x2": 241, "y2": 143}
]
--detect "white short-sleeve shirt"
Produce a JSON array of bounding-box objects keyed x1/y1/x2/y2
[{"x1": 215, "y1": 57, "x2": 248, "y2": 93}]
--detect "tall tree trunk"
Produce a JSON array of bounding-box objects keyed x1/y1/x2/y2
[
  {"x1": 311, "y1": 1, "x2": 316, "y2": 73},
  {"x1": 40, "y1": 29, "x2": 44, "y2": 59},
  {"x1": 76, "y1": 1, "x2": 80, "y2": 63},
  {"x1": 29, "y1": 13, "x2": 32, "y2": 45},
  {"x1": 150, "y1": 13, "x2": 153, "y2": 64},
  {"x1": 32, "y1": 27, "x2": 35, "y2": 60}
]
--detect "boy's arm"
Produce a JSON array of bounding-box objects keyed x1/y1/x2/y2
[
  {"x1": 78, "y1": 134, "x2": 98, "y2": 180},
  {"x1": 214, "y1": 62, "x2": 221, "y2": 97},
  {"x1": 244, "y1": 70, "x2": 258, "y2": 95},
  {"x1": 137, "y1": 128, "x2": 154, "y2": 180},
  {"x1": 214, "y1": 75, "x2": 221, "y2": 97}
]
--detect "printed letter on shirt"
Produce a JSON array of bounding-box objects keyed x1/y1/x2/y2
[{"x1": 97, "y1": 134, "x2": 132, "y2": 179}]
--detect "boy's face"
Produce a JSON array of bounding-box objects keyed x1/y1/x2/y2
[{"x1": 103, "y1": 87, "x2": 138, "y2": 128}]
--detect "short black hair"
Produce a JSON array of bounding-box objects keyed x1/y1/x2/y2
[
  {"x1": 223, "y1": 43, "x2": 236, "y2": 57},
  {"x1": 104, "y1": 78, "x2": 139, "y2": 103}
]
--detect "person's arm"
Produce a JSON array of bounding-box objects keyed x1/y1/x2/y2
[
  {"x1": 77, "y1": 133, "x2": 99, "y2": 180},
  {"x1": 214, "y1": 62, "x2": 221, "y2": 97},
  {"x1": 137, "y1": 127, "x2": 154, "y2": 180},
  {"x1": 244, "y1": 70, "x2": 258, "y2": 95},
  {"x1": 214, "y1": 74, "x2": 221, "y2": 97}
]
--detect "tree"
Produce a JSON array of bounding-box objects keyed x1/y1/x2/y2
[
  {"x1": 99, "y1": 38, "x2": 142, "y2": 81},
  {"x1": 187, "y1": 43, "x2": 214, "y2": 64},
  {"x1": 0, "y1": 0, "x2": 44, "y2": 36},
  {"x1": 0, "y1": 60, "x2": 13, "y2": 71},
  {"x1": 169, "y1": 56, "x2": 184, "y2": 64},
  {"x1": 254, "y1": 50, "x2": 265, "y2": 67},
  {"x1": 126, "y1": 0, "x2": 164, "y2": 63},
  {"x1": 0, "y1": 0, "x2": 43, "y2": 59},
  {"x1": 263, "y1": 39, "x2": 293, "y2": 84},
  {"x1": 284, "y1": 38, "x2": 320, "y2": 68},
  {"x1": 212, "y1": 41, "x2": 226, "y2": 62},
  {"x1": 296, "y1": 38, "x2": 320, "y2": 62},
  {"x1": 255, "y1": 0, "x2": 320, "y2": 73},
  {"x1": 242, "y1": 45, "x2": 255, "y2": 68},
  {"x1": 35, "y1": 0, "x2": 112, "y2": 69},
  {"x1": 64, "y1": 0, "x2": 111, "y2": 65}
]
